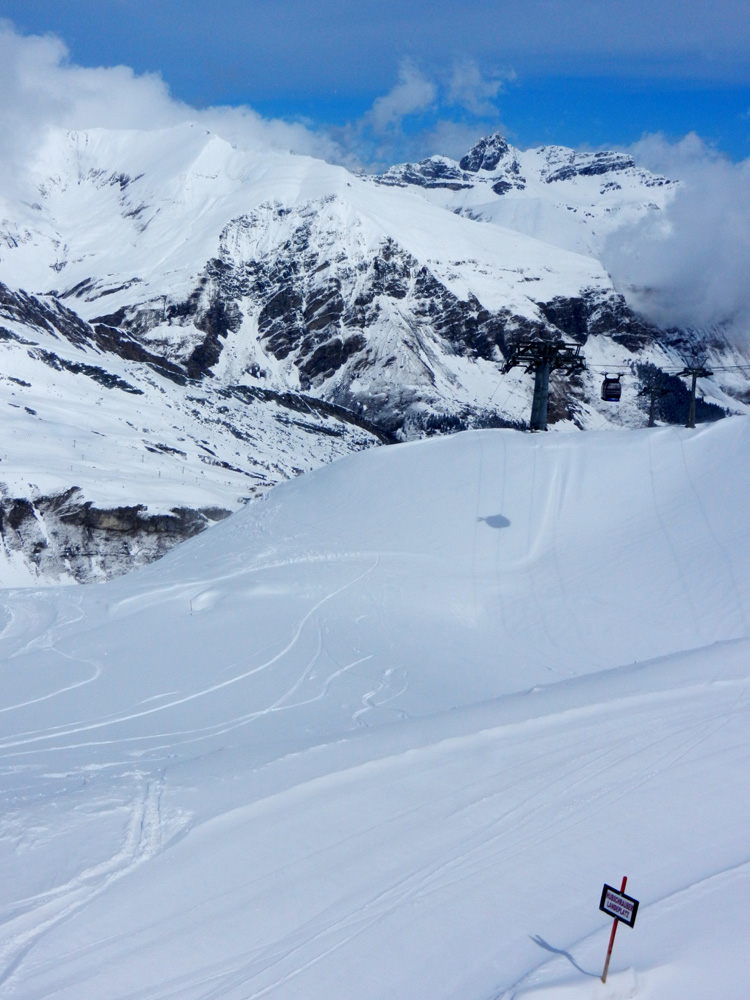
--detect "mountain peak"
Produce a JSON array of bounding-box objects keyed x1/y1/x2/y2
[{"x1": 459, "y1": 133, "x2": 510, "y2": 173}]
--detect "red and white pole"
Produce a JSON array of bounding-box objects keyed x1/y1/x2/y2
[{"x1": 601, "y1": 876, "x2": 627, "y2": 983}]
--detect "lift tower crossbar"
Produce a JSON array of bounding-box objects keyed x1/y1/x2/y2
[
  {"x1": 675, "y1": 364, "x2": 713, "y2": 428},
  {"x1": 503, "y1": 339, "x2": 586, "y2": 431}
]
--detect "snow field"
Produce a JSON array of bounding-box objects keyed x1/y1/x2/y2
[{"x1": 0, "y1": 418, "x2": 749, "y2": 997}]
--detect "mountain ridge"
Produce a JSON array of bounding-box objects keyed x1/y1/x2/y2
[{"x1": 1, "y1": 125, "x2": 746, "y2": 582}]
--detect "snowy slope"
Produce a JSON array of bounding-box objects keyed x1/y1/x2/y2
[
  {"x1": 0, "y1": 417, "x2": 748, "y2": 998},
  {"x1": 3, "y1": 125, "x2": 610, "y2": 314}
]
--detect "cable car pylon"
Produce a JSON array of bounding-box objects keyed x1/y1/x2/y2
[
  {"x1": 503, "y1": 339, "x2": 585, "y2": 431},
  {"x1": 638, "y1": 383, "x2": 670, "y2": 427},
  {"x1": 676, "y1": 363, "x2": 713, "y2": 428}
]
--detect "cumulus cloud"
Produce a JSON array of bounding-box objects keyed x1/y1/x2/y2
[
  {"x1": 0, "y1": 21, "x2": 346, "y2": 199},
  {"x1": 603, "y1": 133, "x2": 750, "y2": 342},
  {"x1": 6, "y1": 21, "x2": 746, "y2": 346},
  {"x1": 447, "y1": 62, "x2": 514, "y2": 119},
  {"x1": 366, "y1": 61, "x2": 437, "y2": 134},
  {"x1": 0, "y1": 23, "x2": 511, "y2": 193},
  {"x1": 345, "y1": 57, "x2": 507, "y2": 168}
]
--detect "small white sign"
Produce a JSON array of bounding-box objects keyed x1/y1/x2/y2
[{"x1": 599, "y1": 884, "x2": 639, "y2": 928}]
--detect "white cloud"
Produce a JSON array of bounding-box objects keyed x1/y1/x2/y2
[
  {"x1": 603, "y1": 133, "x2": 750, "y2": 342},
  {"x1": 5, "y1": 21, "x2": 746, "y2": 349},
  {"x1": 341, "y1": 58, "x2": 510, "y2": 168},
  {"x1": 366, "y1": 61, "x2": 437, "y2": 134},
  {"x1": 0, "y1": 24, "x2": 513, "y2": 187},
  {"x1": 447, "y1": 62, "x2": 513, "y2": 119},
  {"x1": 0, "y1": 22, "x2": 346, "y2": 200},
  {"x1": 419, "y1": 120, "x2": 496, "y2": 160}
]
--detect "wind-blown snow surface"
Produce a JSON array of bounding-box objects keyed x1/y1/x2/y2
[{"x1": 1, "y1": 419, "x2": 749, "y2": 998}]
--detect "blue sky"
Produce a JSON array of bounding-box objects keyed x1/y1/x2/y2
[
  {"x1": 1, "y1": 0, "x2": 749, "y2": 164},
  {"x1": 0, "y1": 4, "x2": 749, "y2": 351}
]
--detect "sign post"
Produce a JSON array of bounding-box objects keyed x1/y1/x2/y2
[{"x1": 599, "y1": 877, "x2": 639, "y2": 983}]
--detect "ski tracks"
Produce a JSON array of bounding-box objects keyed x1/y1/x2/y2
[
  {"x1": 0, "y1": 774, "x2": 174, "y2": 992},
  {"x1": 0, "y1": 557, "x2": 382, "y2": 760}
]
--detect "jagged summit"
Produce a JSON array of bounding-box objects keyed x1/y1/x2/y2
[
  {"x1": 370, "y1": 131, "x2": 677, "y2": 263},
  {"x1": 459, "y1": 132, "x2": 511, "y2": 172},
  {"x1": 375, "y1": 131, "x2": 669, "y2": 191}
]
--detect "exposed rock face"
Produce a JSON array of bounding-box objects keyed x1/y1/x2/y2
[
  {"x1": 541, "y1": 150, "x2": 637, "y2": 183},
  {"x1": 459, "y1": 134, "x2": 511, "y2": 172},
  {"x1": 376, "y1": 135, "x2": 527, "y2": 194},
  {"x1": 0, "y1": 490, "x2": 230, "y2": 583},
  {"x1": 374, "y1": 159, "x2": 474, "y2": 191},
  {"x1": 372, "y1": 131, "x2": 673, "y2": 212},
  {"x1": 64, "y1": 188, "x2": 664, "y2": 441},
  {"x1": 0, "y1": 274, "x2": 386, "y2": 583}
]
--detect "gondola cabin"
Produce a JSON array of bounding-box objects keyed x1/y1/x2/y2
[{"x1": 601, "y1": 374, "x2": 622, "y2": 402}]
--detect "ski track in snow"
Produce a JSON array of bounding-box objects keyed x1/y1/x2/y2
[
  {"x1": 0, "y1": 558, "x2": 381, "y2": 760},
  {"x1": 0, "y1": 423, "x2": 749, "y2": 998},
  {"x1": 58, "y1": 672, "x2": 749, "y2": 1000},
  {"x1": 0, "y1": 776, "x2": 171, "y2": 991},
  {"x1": 1, "y1": 677, "x2": 748, "y2": 999}
]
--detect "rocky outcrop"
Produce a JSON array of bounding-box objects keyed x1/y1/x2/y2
[
  {"x1": 1, "y1": 282, "x2": 94, "y2": 349},
  {"x1": 374, "y1": 158, "x2": 474, "y2": 191},
  {"x1": 0, "y1": 489, "x2": 231, "y2": 584},
  {"x1": 0, "y1": 274, "x2": 387, "y2": 582},
  {"x1": 372, "y1": 132, "x2": 674, "y2": 207},
  {"x1": 34, "y1": 196, "x2": 727, "y2": 443},
  {"x1": 542, "y1": 150, "x2": 637, "y2": 183},
  {"x1": 376, "y1": 136, "x2": 527, "y2": 195},
  {"x1": 459, "y1": 134, "x2": 512, "y2": 172}
]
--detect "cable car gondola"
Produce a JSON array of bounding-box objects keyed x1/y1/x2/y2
[{"x1": 601, "y1": 373, "x2": 622, "y2": 402}]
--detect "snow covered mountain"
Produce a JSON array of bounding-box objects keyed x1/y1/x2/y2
[
  {"x1": 1, "y1": 125, "x2": 747, "y2": 581},
  {"x1": 2, "y1": 123, "x2": 635, "y2": 437},
  {"x1": 372, "y1": 131, "x2": 676, "y2": 258},
  {"x1": 0, "y1": 280, "x2": 383, "y2": 585},
  {"x1": 1, "y1": 419, "x2": 749, "y2": 998}
]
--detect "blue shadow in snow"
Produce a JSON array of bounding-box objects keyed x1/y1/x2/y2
[
  {"x1": 529, "y1": 935, "x2": 597, "y2": 977},
  {"x1": 478, "y1": 514, "x2": 511, "y2": 529}
]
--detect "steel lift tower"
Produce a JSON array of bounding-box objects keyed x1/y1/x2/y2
[
  {"x1": 503, "y1": 340, "x2": 586, "y2": 431},
  {"x1": 637, "y1": 383, "x2": 671, "y2": 427},
  {"x1": 676, "y1": 363, "x2": 713, "y2": 428}
]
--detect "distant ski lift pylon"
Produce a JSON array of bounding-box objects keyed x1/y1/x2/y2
[{"x1": 601, "y1": 373, "x2": 622, "y2": 402}]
